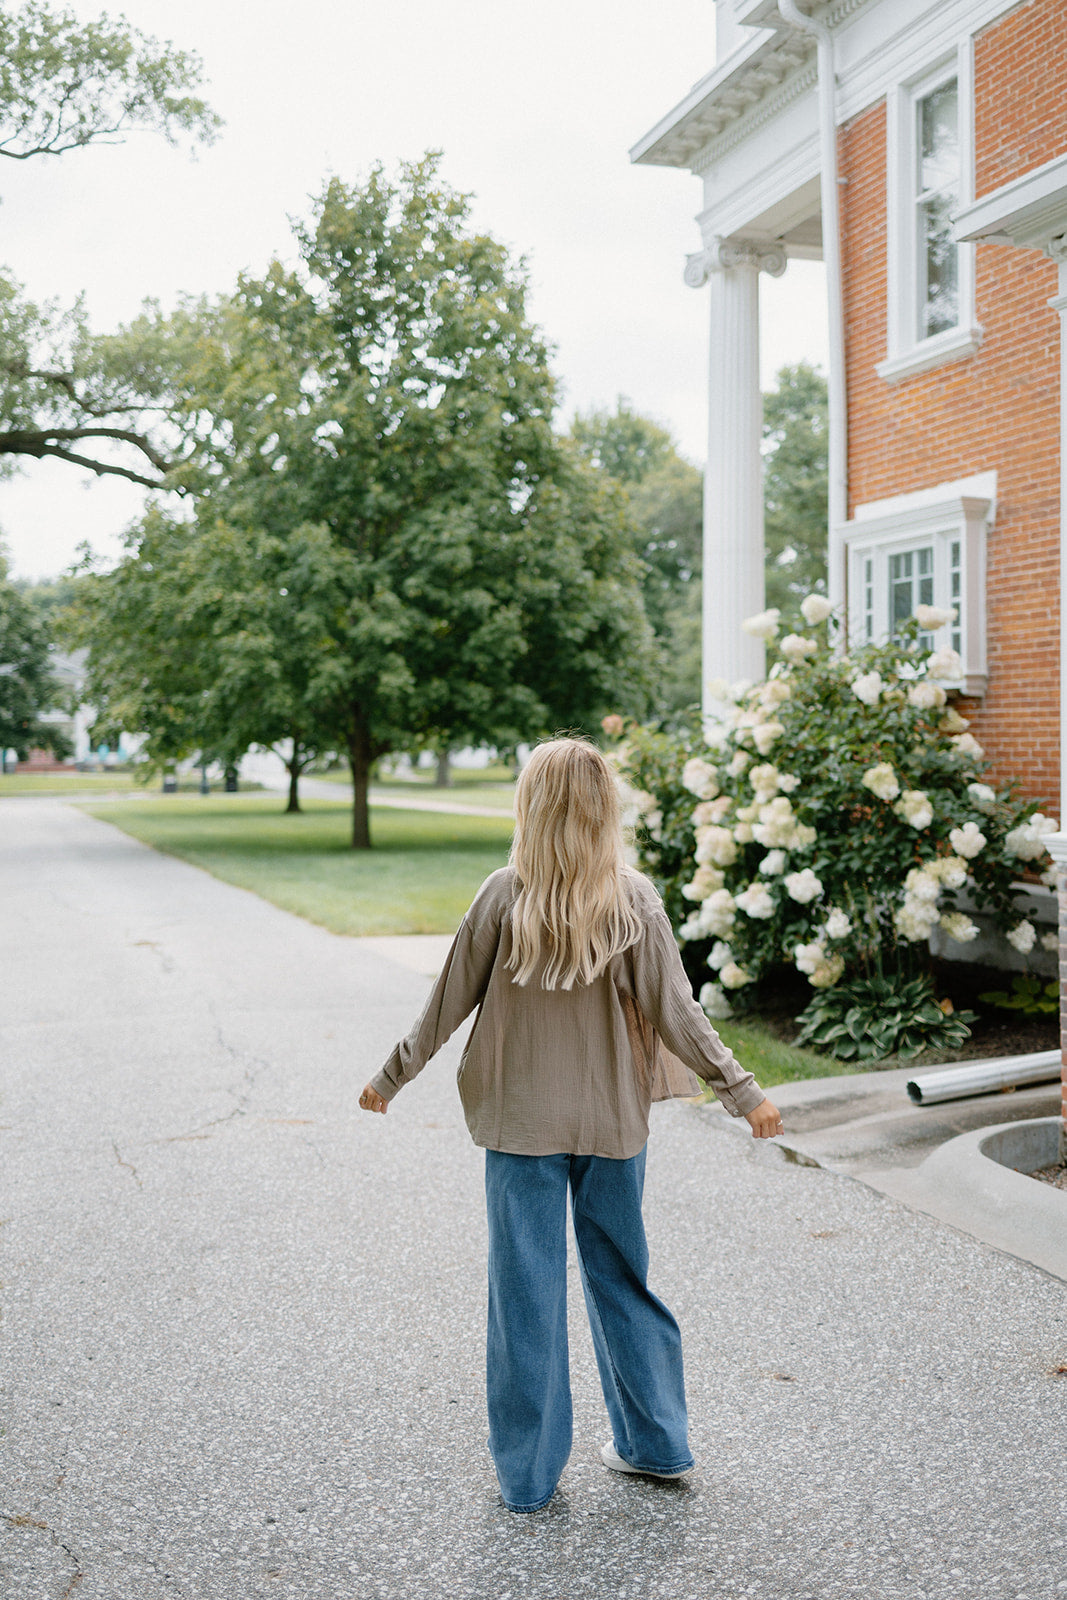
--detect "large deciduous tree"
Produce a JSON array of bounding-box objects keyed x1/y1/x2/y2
[
  {"x1": 74, "y1": 159, "x2": 657, "y2": 843},
  {"x1": 0, "y1": 1, "x2": 220, "y2": 487}
]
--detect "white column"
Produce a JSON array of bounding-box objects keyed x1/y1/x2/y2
[{"x1": 685, "y1": 236, "x2": 787, "y2": 715}]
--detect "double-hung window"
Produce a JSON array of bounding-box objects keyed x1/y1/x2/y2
[
  {"x1": 879, "y1": 48, "x2": 981, "y2": 381},
  {"x1": 842, "y1": 475, "x2": 992, "y2": 695}
]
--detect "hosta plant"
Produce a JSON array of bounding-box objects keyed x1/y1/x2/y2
[
  {"x1": 793, "y1": 973, "x2": 977, "y2": 1061},
  {"x1": 978, "y1": 973, "x2": 1060, "y2": 1017},
  {"x1": 612, "y1": 596, "x2": 1057, "y2": 1061}
]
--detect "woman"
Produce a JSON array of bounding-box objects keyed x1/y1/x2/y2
[{"x1": 360, "y1": 737, "x2": 782, "y2": 1513}]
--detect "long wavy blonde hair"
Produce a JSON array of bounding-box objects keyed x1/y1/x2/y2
[{"x1": 506, "y1": 737, "x2": 642, "y2": 990}]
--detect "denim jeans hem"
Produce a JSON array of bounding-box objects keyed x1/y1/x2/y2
[
  {"x1": 617, "y1": 1446, "x2": 695, "y2": 1475},
  {"x1": 501, "y1": 1489, "x2": 557, "y2": 1514}
]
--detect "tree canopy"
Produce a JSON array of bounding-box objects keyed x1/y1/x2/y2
[
  {"x1": 0, "y1": 550, "x2": 69, "y2": 762},
  {"x1": 72, "y1": 160, "x2": 657, "y2": 842},
  {"x1": 0, "y1": 1, "x2": 220, "y2": 487},
  {"x1": 762, "y1": 362, "x2": 829, "y2": 611}
]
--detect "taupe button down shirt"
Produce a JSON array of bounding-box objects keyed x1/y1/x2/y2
[{"x1": 371, "y1": 867, "x2": 764, "y2": 1158}]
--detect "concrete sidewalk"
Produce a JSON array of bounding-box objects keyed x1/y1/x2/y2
[{"x1": 2, "y1": 801, "x2": 1066, "y2": 1600}]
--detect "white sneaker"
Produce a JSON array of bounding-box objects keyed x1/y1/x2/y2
[{"x1": 600, "y1": 1442, "x2": 692, "y2": 1480}]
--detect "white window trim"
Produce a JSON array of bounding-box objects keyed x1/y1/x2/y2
[
  {"x1": 839, "y1": 472, "x2": 994, "y2": 697},
  {"x1": 878, "y1": 40, "x2": 982, "y2": 384}
]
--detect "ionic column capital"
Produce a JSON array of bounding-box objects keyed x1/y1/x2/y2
[{"x1": 684, "y1": 235, "x2": 789, "y2": 287}]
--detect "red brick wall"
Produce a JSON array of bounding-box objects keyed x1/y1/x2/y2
[
  {"x1": 975, "y1": 0, "x2": 1067, "y2": 197},
  {"x1": 837, "y1": 11, "x2": 1062, "y2": 813}
]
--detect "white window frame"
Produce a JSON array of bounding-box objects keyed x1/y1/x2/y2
[
  {"x1": 877, "y1": 41, "x2": 982, "y2": 383},
  {"x1": 839, "y1": 473, "x2": 994, "y2": 696}
]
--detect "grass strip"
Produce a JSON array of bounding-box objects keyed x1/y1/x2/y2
[
  {"x1": 710, "y1": 1019, "x2": 850, "y2": 1090},
  {"x1": 81, "y1": 795, "x2": 514, "y2": 936}
]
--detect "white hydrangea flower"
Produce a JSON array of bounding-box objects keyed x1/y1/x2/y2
[
  {"x1": 1040, "y1": 866, "x2": 1058, "y2": 887},
  {"x1": 809, "y1": 952, "x2": 845, "y2": 988},
  {"x1": 707, "y1": 940, "x2": 733, "y2": 971},
  {"x1": 759, "y1": 678, "x2": 792, "y2": 709},
  {"x1": 915, "y1": 604, "x2": 955, "y2": 630},
  {"x1": 1004, "y1": 813, "x2": 1057, "y2": 860},
  {"x1": 800, "y1": 593, "x2": 834, "y2": 625},
  {"x1": 645, "y1": 811, "x2": 663, "y2": 839},
  {"x1": 792, "y1": 823, "x2": 818, "y2": 848},
  {"x1": 1006, "y1": 921, "x2": 1036, "y2": 955},
  {"x1": 967, "y1": 782, "x2": 997, "y2": 811},
  {"x1": 938, "y1": 707, "x2": 968, "y2": 733},
  {"x1": 927, "y1": 646, "x2": 963, "y2": 679},
  {"x1": 727, "y1": 751, "x2": 751, "y2": 780},
  {"x1": 749, "y1": 762, "x2": 781, "y2": 802},
  {"x1": 940, "y1": 912, "x2": 979, "y2": 943},
  {"x1": 752, "y1": 796, "x2": 797, "y2": 849},
  {"x1": 949, "y1": 821, "x2": 986, "y2": 859},
  {"x1": 777, "y1": 773, "x2": 801, "y2": 793},
  {"x1": 904, "y1": 866, "x2": 942, "y2": 903},
  {"x1": 735, "y1": 803, "x2": 759, "y2": 823},
  {"x1": 824, "y1": 907, "x2": 852, "y2": 940},
  {"x1": 752, "y1": 719, "x2": 785, "y2": 756},
  {"x1": 933, "y1": 855, "x2": 968, "y2": 890},
  {"x1": 719, "y1": 961, "x2": 753, "y2": 990},
  {"x1": 741, "y1": 608, "x2": 781, "y2": 640},
  {"x1": 794, "y1": 941, "x2": 824, "y2": 975},
  {"x1": 733, "y1": 821, "x2": 755, "y2": 844},
  {"x1": 735, "y1": 881, "x2": 776, "y2": 919},
  {"x1": 862, "y1": 763, "x2": 900, "y2": 802},
  {"x1": 699, "y1": 888, "x2": 738, "y2": 937},
  {"x1": 681, "y1": 757, "x2": 720, "y2": 800},
  {"x1": 695, "y1": 825, "x2": 738, "y2": 868},
  {"x1": 759, "y1": 848, "x2": 788, "y2": 877},
  {"x1": 851, "y1": 671, "x2": 884, "y2": 706},
  {"x1": 895, "y1": 789, "x2": 933, "y2": 830},
  {"x1": 895, "y1": 897, "x2": 941, "y2": 941},
  {"x1": 1040, "y1": 931, "x2": 1059, "y2": 953},
  {"x1": 705, "y1": 677, "x2": 731, "y2": 702},
  {"x1": 699, "y1": 981, "x2": 734, "y2": 1020},
  {"x1": 779, "y1": 633, "x2": 819, "y2": 664},
  {"x1": 784, "y1": 867, "x2": 823, "y2": 904},
  {"x1": 907, "y1": 681, "x2": 947, "y2": 710},
  {"x1": 681, "y1": 864, "x2": 726, "y2": 902},
  {"x1": 951, "y1": 732, "x2": 985, "y2": 760}
]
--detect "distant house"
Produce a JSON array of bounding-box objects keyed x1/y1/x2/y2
[{"x1": 632, "y1": 0, "x2": 1066, "y2": 829}]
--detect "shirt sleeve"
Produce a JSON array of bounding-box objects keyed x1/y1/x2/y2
[
  {"x1": 630, "y1": 894, "x2": 766, "y2": 1119},
  {"x1": 369, "y1": 902, "x2": 500, "y2": 1103}
]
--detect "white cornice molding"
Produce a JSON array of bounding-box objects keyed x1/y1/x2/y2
[{"x1": 693, "y1": 61, "x2": 818, "y2": 173}]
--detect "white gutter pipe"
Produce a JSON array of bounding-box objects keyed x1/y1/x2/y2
[
  {"x1": 906, "y1": 1051, "x2": 1062, "y2": 1105},
  {"x1": 777, "y1": 0, "x2": 849, "y2": 619}
]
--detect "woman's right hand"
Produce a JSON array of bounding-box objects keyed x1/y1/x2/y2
[{"x1": 745, "y1": 1098, "x2": 784, "y2": 1139}]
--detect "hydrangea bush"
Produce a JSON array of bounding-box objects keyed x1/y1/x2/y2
[{"x1": 614, "y1": 598, "x2": 1057, "y2": 1057}]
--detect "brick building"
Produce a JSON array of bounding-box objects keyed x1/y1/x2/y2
[{"x1": 633, "y1": 0, "x2": 1067, "y2": 1108}]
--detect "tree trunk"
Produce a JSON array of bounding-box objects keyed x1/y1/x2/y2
[
  {"x1": 348, "y1": 727, "x2": 372, "y2": 849},
  {"x1": 285, "y1": 760, "x2": 301, "y2": 813},
  {"x1": 434, "y1": 750, "x2": 451, "y2": 788}
]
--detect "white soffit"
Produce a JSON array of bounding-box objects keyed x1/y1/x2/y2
[{"x1": 954, "y1": 152, "x2": 1067, "y2": 251}]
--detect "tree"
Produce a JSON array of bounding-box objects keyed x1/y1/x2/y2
[
  {"x1": 0, "y1": 550, "x2": 69, "y2": 764},
  {"x1": 762, "y1": 362, "x2": 829, "y2": 612},
  {"x1": 570, "y1": 400, "x2": 702, "y2": 710},
  {"x1": 0, "y1": 2, "x2": 220, "y2": 486},
  {"x1": 74, "y1": 160, "x2": 658, "y2": 843}
]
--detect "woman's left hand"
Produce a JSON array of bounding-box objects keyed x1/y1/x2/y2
[
  {"x1": 359, "y1": 1084, "x2": 388, "y2": 1114},
  {"x1": 745, "y1": 1098, "x2": 784, "y2": 1139}
]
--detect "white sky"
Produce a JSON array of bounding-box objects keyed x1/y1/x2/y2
[{"x1": 0, "y1": 0, "x2": 827, "y2": 580}]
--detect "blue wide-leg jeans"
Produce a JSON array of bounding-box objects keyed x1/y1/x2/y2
[{"x1": 484, "y1": 1146, "x2": 693, "y2": 1512}]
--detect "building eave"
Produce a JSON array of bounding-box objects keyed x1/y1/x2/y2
[
  {"x1": 629, "y1": 27, "x2": 814, "y2": 170},
  {"x1": 954, "y1": 152, "x2": 1067, "y2": 252}
]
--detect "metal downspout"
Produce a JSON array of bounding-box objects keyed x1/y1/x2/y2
[{"x1": 777, "y1": 0, "x2": 848, "y2": 618}]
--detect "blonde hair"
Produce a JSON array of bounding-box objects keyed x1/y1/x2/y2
[{"x1": 506, "y1": 737, "x2": 642, "y2": 990}]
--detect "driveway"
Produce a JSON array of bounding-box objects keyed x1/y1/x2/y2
[{"x1": 2, "y1": 801, "x2": 1065, "y2": 1599}]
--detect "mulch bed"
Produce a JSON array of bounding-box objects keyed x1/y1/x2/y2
[{"x1": 1030, "y1": 1164, "x2": 1067, "y2": 1191}]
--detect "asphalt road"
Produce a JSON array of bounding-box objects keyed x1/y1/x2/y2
[{"x1": 2, "y1": 801, "x2": 1066, "y2": 1600}]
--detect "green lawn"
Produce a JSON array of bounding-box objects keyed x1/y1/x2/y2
[
  {"x1": 311, "y1": 767, "x2": 518, "y2": 811},
  {"x1": 0, "y1": 771, "x2": 146, "y2": 797},
  {"x1": 81, "y1": 795, "x2": 514, "y2": 935},
  {"x1": 710, "y1": 1019, "x2": 849, "y2": 1092}
]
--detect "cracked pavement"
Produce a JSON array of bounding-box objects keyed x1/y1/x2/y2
[{"x1": 2, "y1": 800, "x2": 1067, "y2": 1600}]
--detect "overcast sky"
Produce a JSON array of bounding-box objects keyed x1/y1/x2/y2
[{"x1": 0, "y1": 0, "x2": 827, "y2": 580}]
